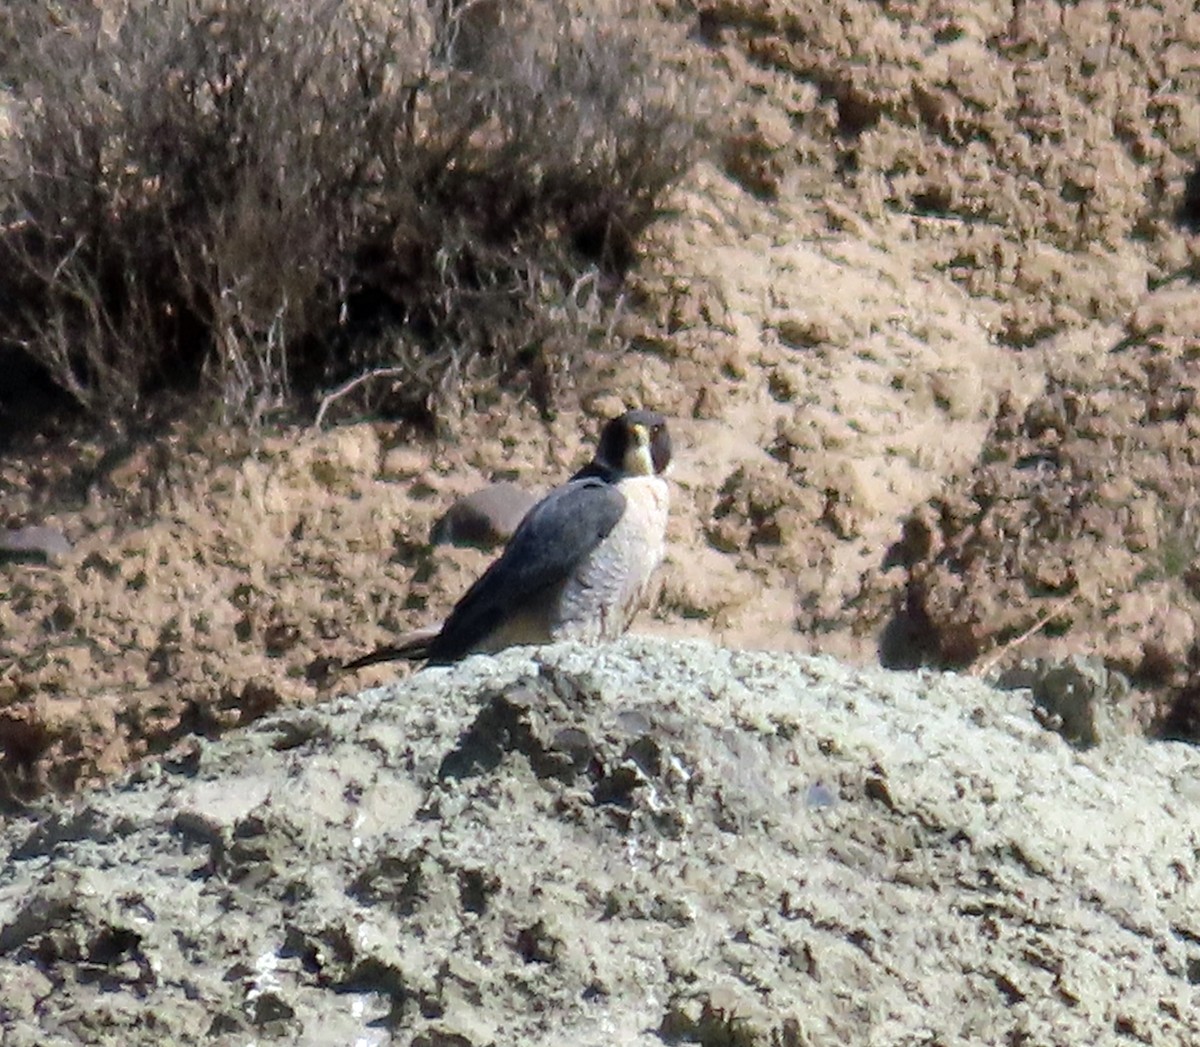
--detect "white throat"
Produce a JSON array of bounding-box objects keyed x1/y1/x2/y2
[{"x1": 621, "y1": 442, "x2": 656, "y2": 478}]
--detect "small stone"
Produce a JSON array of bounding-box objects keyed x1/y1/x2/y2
[
  {"x1": 0, "y1": 525, "x2": 71, "y2": 564},
  {"x1": 430, "y1": 483, "x2": 539, "y2": 549}
]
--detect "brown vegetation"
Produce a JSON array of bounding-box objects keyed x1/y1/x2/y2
[{"x1": 0, "y1": 0, "x2": 701, "y2": 428}]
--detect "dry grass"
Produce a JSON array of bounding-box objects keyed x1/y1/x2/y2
[{"x1": 0, "y1": 0, "x2": 702, "y2": 429}]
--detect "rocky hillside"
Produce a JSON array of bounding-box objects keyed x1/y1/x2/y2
[
  {"x1": 2, "y1": 0, "x2": 1200, "y2": 799},
  {"x1": 3, "y1": 638, "x2": 1200, "y2": 1045}
]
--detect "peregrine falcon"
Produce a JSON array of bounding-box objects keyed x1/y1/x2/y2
[{"x1": 344, "y1": 409, "x2": 672, "y2": 669}]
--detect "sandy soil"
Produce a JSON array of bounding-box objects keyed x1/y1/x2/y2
[{"x1": 3, "y1": 0, "x2": 1200, "y2": 799}]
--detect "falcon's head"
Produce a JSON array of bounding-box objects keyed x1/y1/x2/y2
[{"x1": 595, "y1": 409, "x2": 671, "y2": 479}]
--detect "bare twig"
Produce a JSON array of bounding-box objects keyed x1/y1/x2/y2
[
  {"x1": 969, "y1": 595, "x2": 1075, "y2": 679},
  {"x1": 313, "y1": 366, "x2": 411, "y2": 428}
]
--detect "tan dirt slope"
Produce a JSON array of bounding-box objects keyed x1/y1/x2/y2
[{"x1": 3, "y1": 0, "x2": 1200, "y2": 796}]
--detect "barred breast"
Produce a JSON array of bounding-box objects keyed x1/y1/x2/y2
[{"x1": 550, "y1": 474, "x2": 670, "y2": 641}]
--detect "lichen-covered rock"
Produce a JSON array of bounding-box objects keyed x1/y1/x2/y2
[{"x1": 2, "y1": 638, "x2": 1199, "y2": 1045}]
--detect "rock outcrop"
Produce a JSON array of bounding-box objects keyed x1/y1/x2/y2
[{"x1": 3, "y1": 638, "x2": 1199, "y2": 1045}]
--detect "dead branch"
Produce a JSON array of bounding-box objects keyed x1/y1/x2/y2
[
  {"x1": 969, "y1": 595, "x2": 1076, "y2": 680},
  {"x1": 313, "y1": 366, "x2": 411, "y2": 429}
]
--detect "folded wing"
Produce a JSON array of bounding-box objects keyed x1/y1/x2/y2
[{"x1": 424, "y1": 478, "x2": 627, "y2": 663}]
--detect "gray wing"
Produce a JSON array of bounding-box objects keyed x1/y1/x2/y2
[{"x1": 426, "y1": 478, "x2": 627, "y2": 663}]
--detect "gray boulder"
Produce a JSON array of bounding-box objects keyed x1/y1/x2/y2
[{"x1": 2, "y1": 638, "x2": 1199, "y2": 1045}]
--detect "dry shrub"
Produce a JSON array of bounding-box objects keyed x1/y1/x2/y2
[{"x1": 0, "y1": 0, "x2": 701, "y2": 427}]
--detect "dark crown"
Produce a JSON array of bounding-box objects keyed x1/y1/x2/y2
[{"x1": 596, "y1": 409, "x2": 671, "y2": 476}]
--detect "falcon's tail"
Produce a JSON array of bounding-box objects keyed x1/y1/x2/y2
[{"x1": 341, "y1": 624, "x2": 442, "y2": 672}]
